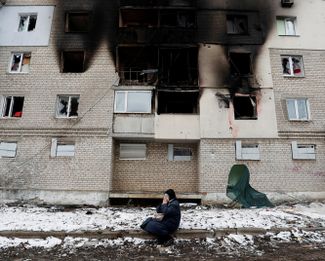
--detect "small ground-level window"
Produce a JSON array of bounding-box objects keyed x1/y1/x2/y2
[
  {"x1": 276, "y1": 17, "x2": 297, "y2": 36},
  {"x1": 291, "y1": 141, "x2": 316, "y2": 160},
  {"x1": 168, "y1": 144, "x2": 192, "y2": 161},
  {"x1": 286, "y1": 98, "x2": 309, "y2": 121},
  {"x1": 62, "y1": 51, "x2": 85, "y2": 73},
  {"x1": 10, "y1": 53, "x2": 31, "y2": 73},
  {"x1": 119, "y1": 143, "x2": 146, "y2": 160},
  {"x1": 0, "y1": 142, "x2": 17, "y2": 158},
  {"x1": 65, "y1": 12, "x2": 90, "y2": 33},
  {"x1": 51, "y1": 138, "x2": 75, "y2": 157},
  {"x1": 226, "y1": 15, "x2": 248, "y2": 34},
  {"x1": 56, "y1": 95, "x2": 79, "y2": 118},
  {"x1": 114, "y1": 91, "x2": 152, "y2": 113},
  {"x1": 233, "y1": 95, "x2": 257, "y2": 120},
  {"x1": 0, "y1": 96, "x2": 24, "y2": 118},
  {"x1": 236, "y1": 140, "x2": 260, "y2": 160},
  {"x1": 18, "y1": 14, "x2": 37, "y2": 32},
  {"x1": 281, "y1": 55, "x2": 304, "y2": 77}
]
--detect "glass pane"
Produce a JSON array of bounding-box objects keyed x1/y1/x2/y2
[
  {"x1": 21, "y1": 54, "x2": 31, "y2": 73},
  {"x1": 282, "y1": 57, "x2": 291, "y2": 75},
  {"x1": 127, "y1": 92, "x2": 151, "y2": 113},
  {"x1": 115, "y1": 92, "x2": 125, "y2": 112},
  {"x1": 276, "y1": 19, "x2": 286, "y2": 35},
  {"x1": 285, "y1": 19, "x2": 295, "y2": 35},
  {"x1": 18, "y1": 16, "x2": 28, "y2": 31},
  {"x1": 28, "y1": 15, "x2": 37, "y2": 31},
  {"x1": 57, "y1": 96, "x2": 69, "y2": 117},
  {"x1": 11, "y1": 54, "x2": 22, "y2": 72},
  {"x1": 287, "y1": 99, "x2": 297, "y2": 120},
  {"x1": 69, "y1": 97, "x2": 79, "y2": 117},
  {"x1": 56, "y1": 144, "x2": 75, "y2": 157},
  {"x1": 12, "y1": 97, "x2": 24, "y2": 117},
  {"x1": 292, "y1": 57, "x2": 303, "y2": 76},
  {"x1": 4, "y1": 97, "x2": 12, "y2": 117},
  {"x1": 297, "y1": 99, "x2": 308, "y2": 119}
]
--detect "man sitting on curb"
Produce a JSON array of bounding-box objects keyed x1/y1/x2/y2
[{"x1": 140, "y1": 189, "x2": 181, "y2": 246}]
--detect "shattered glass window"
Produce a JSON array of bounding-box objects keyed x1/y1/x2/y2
[
  {"x1": 10, "y1": 53, "x2": 31, "y2": 73},
  {"x1": 56, "y1": 96, "x2": 79, "y2": 118},
  {"x1": 18, "y1": 14, "x2": 37, "y2": 32},
  {"x1": 227, "y1": 15, "x2": 248, "y2": 34},
  {"x1": 281, "y1": 56, "x2": 304, "y2": 77}
]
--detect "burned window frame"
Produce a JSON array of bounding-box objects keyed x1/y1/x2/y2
[
  {"x1": 61, "y1": 50, "x2": 86, "y2": 73},
  {"x1": 18, "y1": 13, "x2": 37, "y2": 32},
  {"x1": 9, "y1": 52, "x2": 31, "y2": 74},
  {"x1": 276, "y1": 16, "x2": 297, "y2": 36},
  {"x1": 114, "y1": 90, "x2": 152, "y2": 113},
  {"x1": 0, "y1": 95, "x2": 25, "y2": 118},
  {"x1": 233, "y1": 95, "x2": 257, "y2": 120},
  {"x1": 56, "y1": 95, "x2": 80, "y2": 119},
  {"x1": 65, "y1": 11, "x2": 91, "y2": 33},
  {"x1": 0, "y1": 141, "x2": 18, "y2": 158},
  {"x1": 226, "y1": 14, "x2": 249, "y2": 35},
  {"x1": 281, "y1": 55, "x2": 304, "y2": 77},
  {"x1": 286, "y1": 98, "x2": 310, "y2": 121},
  {"x1": 229, "y1": 52, "x2": 252, "y2": 76}
]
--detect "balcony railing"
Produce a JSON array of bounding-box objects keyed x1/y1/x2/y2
[{"x1": 119, "y1": 68, "x2": 158, "y2": 85}]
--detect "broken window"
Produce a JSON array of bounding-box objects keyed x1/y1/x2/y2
[
  {"x1": 291, "y1": 141, "x2": 316, "y2": 160},
  {"x1": 160, "y1": 10, "x2": 195, "y2": 28},
  {"x1": 227, "y1": 15, "x2": 248, "y2": 34},
  {"x1": 56, "y1": 95, "x2": 79, "y2": 118},
  {"x1": 159, "y1": 48, "x2": 198, "y2": 86},
  {"x1": 233, "y1": 95, "x2": 257, "y2": 120},
  {"x1": 51, "y1": 138, "x2": 75, "y2": 157},
  {"x1": 277, "y1": 17, "x2": 297, "y2": 36},
  {"x1": 120, "y1": 9, "x2": 158, "y2": 27},
  {"x1": 281, "y1": 55, "x2": 303, "y2": 77},
  {"x1": 168, "y1": 144, "x2": 192, "y2": 161},
  {"x1": 114, "y1": 91, "x2": 152, "y2": 113},
  {"x1": 236, "y1": 140, "x2": 260, "y2": 160},
  {"x1": 18, "y1": 14, "x2": 37, "y2": 32},
  {"x1": 229, "y1": 53, "x2": 251, "y2": 75},
  {"x1": 157, "y1": 90, "x2": 198, "y2": 114},
  {"x1": 119, "y1": 143, "x2": 146, "y2": 160},
  {"x1": 286, "y1": 98, "x2": 309, "y2": 121},
  {"x1": 0, "y1": 142, "x2": 17, "y2": 158},
  {"x1": 0, "y1": 96, "x2": 24, "y2": 118},
  {"x1": 10, "y1": 53, "x2": 31, "y2": 73},
  {"x1": 62, "y1": 51, "x2": 85, "y2": 73},
  {"x1": 65, "y1": 12, "x2": 90, "y2": 32}
]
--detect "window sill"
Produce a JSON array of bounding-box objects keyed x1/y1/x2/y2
[
  {"x1": 0, "y1": 117, "x2": 22, "y2": 120},
  {"x1": 283, "y1": 75, "x2": 305, "y2": 78},
  {"x1": 288, "y1": 119, "x2": 311, "y2": 122},
  {"x1": 55, "y1": 117, "x2": 79, "y2": 120},
  {"x1": 8, "y1": 72, "x2": 30, "y2": 75},
  {"x1": 278, "y1": 34, "x2": 300, "y2": 37}
]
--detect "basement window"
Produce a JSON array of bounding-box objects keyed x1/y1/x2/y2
[
  {"x1": 65, "y1": 12, "x2": 90, "y2": 32},
  {"x1": 286, "y1": 98, "x2": 309, "y2": 121},
  {"x1": 227, "y1": 15, "x2": 248, "y2": 35},
  {"x1": 157, "y1": 90, "x2": 199, "y2": 114},
  {"x1": 291, "y1": 142, "x2": 316, "y2": 160},
  {"x1": 0, "y1": 142, "x2": 17, "y2": 158},
  {"x1": 9, "y1": 53, "x2": 31, "y2": 73},
  {"x1": 61, "y1": 51, "x2": 85, "y2": 73},
  {"x1": 51, "y1": 138, "x2": 75, "y2": 157},
  {"x1": 114, "y1": 91, "x2": 152, "y2": 113},
  {"x1": 168, "y1": 144, "x2": 192, "y2": 161},
  {"x1": 281, "y1": 55, "x2": 304, "y2": 77},
  {"x1": 0, "y1": 96, "x2": 24, "y2": 118},
  {"x1": 56, "y1": 95, "x2": 79, "y2": 118},
  {"x1": 233, "y1": 96, "x2": 257, "y2": 120},
  {"x1": 18, "y1": 14, "x2": 37, "y2": 32},
  {"x1": 236, "y1": 140, "x2": 260, "y2": 161},
  {"x1": 119, "y1": 143, "x2": 146, "y2": 160},
  {"x1": 276, "y1": 17, "x2": 297, "y2": 36}
]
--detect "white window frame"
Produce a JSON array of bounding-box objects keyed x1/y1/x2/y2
[
  {"x1": 168, "y1": 144, "x2": 192, "y2": 161},
  {"x1": 276, "y1": 17, "x2": 297, "y2": 36},
  {"x1": 114, "y1": 90, "x2": 152, "y2": 113},
  {"x1": 9, "y1": 53, "x2": 31, "y2": 73},
  {"x1": 0, "y1": 142, "x2": 17, "y2": 158},
  {"x1": 286, "y1": 98, "x2": 310, "y2": 121},
  {"x1": 0, "y1": 95, "x2": 24, "y2": 118},
  {"x1": 51, "y1": 138, "x2": 75, "y2": 157},
  {"x1": 291, "y1": 141, "x2": 316, "y2": 160},
  {"x1": 236, "y1": 140, "x2": 260, "y2": 161},
  {"x1": 56, "y1": 95, "x2": 80, "y2": 118},
  {"x1": 281, "y1": 55, "x2": 304, "y2": 77},
  {"x1": 18, "y1": 13, "x2": 37, "y2": 32},
  {"x1": 119, "y1": 143, "x2": 146, "y2": 160}
]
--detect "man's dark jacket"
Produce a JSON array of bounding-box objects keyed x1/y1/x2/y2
[{"x1": 156, "y1": 199, "x2": 181, "y2": 232}]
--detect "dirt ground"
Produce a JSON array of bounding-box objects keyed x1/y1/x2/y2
[{"x1": 0, "y1": 238, "x2": 324, "y2": 261}]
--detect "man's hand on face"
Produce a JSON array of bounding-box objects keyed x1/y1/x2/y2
[{"x1": 163, "y1": 194, "x2": 169, "y2": 204}]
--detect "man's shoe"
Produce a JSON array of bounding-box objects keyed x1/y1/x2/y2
[{"x1": 163, "y1": 238, "x2": 174, "y2": 247}]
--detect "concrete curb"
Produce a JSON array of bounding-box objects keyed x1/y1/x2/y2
[{"x1": 0, "y1": 227, "x2": 324, "y2": 240}]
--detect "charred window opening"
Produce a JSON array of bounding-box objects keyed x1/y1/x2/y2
[
  {"x1": 227, "y1": 15, "x2": 248, "y2": 35},
  {"x1": 160, "y1": 10, "x2": 195, "y2": 28},
  {"x1": 229, "y1": 53, "x2": 251, "y2": 75},
  {"x1": 159, "y1": 48, "x2": 198, "y2": 86},
  {"x1": 120, "y1": 9, "x2": 158, "y2": 27},
  {"x1": 0, "y1": 96, "x2": 24, "y2": 118},
  {"x1": 118, "y1": 47, "x2": 158, "y2": 85},
  {"x1": 65, "y1": 12, "x2": 90, "y2": 33},
  {"x1": 157, "y1": 90, "x2": 198, "y2": 114},
  {"x1": 233, "y1": 96, "x2": 257, "y2": 120},
  {"x1": 18, "y1": 14, "x2": 37, "y2": 32},
  {"x1": 61, "y1": 51, "x2": 85, "y2": 73}
]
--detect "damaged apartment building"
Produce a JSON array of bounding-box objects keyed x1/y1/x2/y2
[{"x1": 0, "y1": 0, "x2": 324, "y2": 205}]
